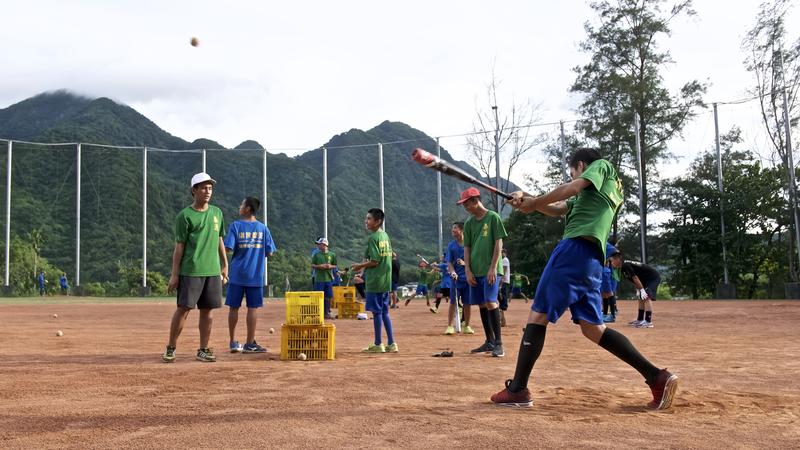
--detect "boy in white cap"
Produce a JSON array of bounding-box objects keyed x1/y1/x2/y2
[
  {"x1": 311, "y1": 237, "x2": 338, "y2": 319},
  {"x1": 162, "y1": 172, "x2": 228, "y2": 363}
]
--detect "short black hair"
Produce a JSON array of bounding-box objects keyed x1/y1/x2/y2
[
  {"x1": 568, "y1": 148, "x2": 602, "y2": 168},
  {"x1": 243, "y1": 197, "x2": 261, "y2": 214},
  {"x1": 368, "y1": 208, "x2": 385, "y2": 223},
  {"x1": 452, "y1": 221, "x2": 464, "y2": 230}
]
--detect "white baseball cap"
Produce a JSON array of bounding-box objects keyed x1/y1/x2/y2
[
  {"x1": 190, "y1": 172, "x2": 216, "y2": 188},
  {"x1": 316, "y1": 237, "x2": 329, "y2": 246}
]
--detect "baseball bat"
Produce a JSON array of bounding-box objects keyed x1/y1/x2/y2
[{"x1": 411, "y1": 148, "x2": 513, "y2": 200}]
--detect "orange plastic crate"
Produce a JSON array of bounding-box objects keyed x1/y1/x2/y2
[
  {"x1": 280, "y1": 324, "x2": 336, "y2": 360},
  {"x1": 285, "y1": 291, "x2": 325, "y2": 325}
]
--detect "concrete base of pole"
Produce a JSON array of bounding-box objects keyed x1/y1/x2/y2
[
  {"x1": 715, "y1": 283, "x2": 736, "y2": 299},
  {"x1": 139, "y1": 286, "x2": 151, "y2": 297},
  {"x1": 264, "y1": 285, "x2": 273, "y2": 298},
  {"x1": 784, "y1": 282, "x2": 800, "y2": 299},
  {"x1": 72, "y1": 285, "x2": 84, "y2": 296},
  {"x1": 1, "y1": 285, "x2": 13, "y2": 296}
]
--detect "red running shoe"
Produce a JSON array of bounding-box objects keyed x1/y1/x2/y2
[
  {"x1": 648, "y1": 369, "x2": 679, "y2": 410},
  {"x1": 490, "y1": 380, "x2": 533, "y2": 407}
]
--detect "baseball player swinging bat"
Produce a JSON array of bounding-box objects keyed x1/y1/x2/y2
[{"x1": 411, "y1": 148, "x2": 513, "y2": 200}]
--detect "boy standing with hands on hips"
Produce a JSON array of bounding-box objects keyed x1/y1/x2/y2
[
  {"x1": 162, "y1": 172, "x2": 228, "y2": 363},
  {"x1": 351, "y1": 208, "x2": 398, "y2": 354}
]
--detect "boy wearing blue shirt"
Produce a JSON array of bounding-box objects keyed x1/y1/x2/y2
[
  {"x1": 445, "y1": 222, "x2": 473, "y2": 335},
  {"x1": 224, "y1": 197, "x2": 276, "y2": 353}
]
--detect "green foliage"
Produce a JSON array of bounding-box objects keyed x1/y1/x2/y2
[
  {"x1": 502, "y1": 209, "x2": 565, "y2": 293},
  {"x1": 659, "y1": 130, "x2": 789, "y2": 298},
  {"x1": 571, "y1": 0, "x2": 707, "y2": 257},
  {"x1": 268, "y1": 250, "x2": 313, "y2": 297},
  {"x1": 3, "y1": 235, "x2": 64, "y2": 296}
]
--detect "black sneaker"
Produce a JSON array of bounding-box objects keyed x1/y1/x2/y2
[
  {"x1": 491, "y1": 344, "x2": 505, "y2": 357},
  {"x1": 243, "y1": 341, "x2": 267, "y2": 353},
  {"x1": 162, "y1": 345, "x2": 176, "y2": 363},
  {"x1": 470, "y1": 341, "x2": 495, "y2": 353},
  {"x1": 196, "y1": 348, "x2": 216, "y2": 362}
]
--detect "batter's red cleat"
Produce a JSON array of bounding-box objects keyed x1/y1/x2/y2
[
  {"x1": 647, "y1": 369, "x2": 679, "y2": 410},
  {"x1": 491, "y1": 380, "x2": 533, "y2": 407}
]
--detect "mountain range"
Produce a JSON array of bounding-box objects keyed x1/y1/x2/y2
[{"x1": 0, "y1": 90, "x2": 517, "y2": 286}]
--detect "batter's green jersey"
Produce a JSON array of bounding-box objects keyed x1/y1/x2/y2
[
  {"x1": 563, "y1": 159, "x2": 623, "y2": 259},
  {"x1": 417, "y1": 269, "x2": 429, "y2": 285},
  {"x1": 175, "y1": 205, "x2": 225, "y2": 276},
  {"x1": 364, "y1": 230, "x2": 392, "y2": 293},
  {"x1": 463, "y1": 210, "x2": 508, "y2": 277},
  {"x1": 512, "y1": 273, "x2": 526, "y2": 288},
  {"x1": 311, "y1": 251, "x2": 337, "y2": 282}
]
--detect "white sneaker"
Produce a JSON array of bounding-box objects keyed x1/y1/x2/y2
[
  {"x1": 636, "y1": 321, "x2": 654, "y2": 328},
  {"x1": 628, "y1": 320, "x2": 643, "y2": 327}
]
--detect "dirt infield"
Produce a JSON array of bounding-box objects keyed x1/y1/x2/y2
[{"x1": 0, "y1": 298, "x2": 798, "y2": 449}]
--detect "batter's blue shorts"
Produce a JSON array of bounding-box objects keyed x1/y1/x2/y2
[
  {"x1": 415, "y1": 285, "x2": 428, "y2": 295},
  {"x1": 225, "y1": 284, "x2": 264, "y2": 308},
  {"x1": 391, "y1": 281, "x2": 398, "y2": 291},
  {"x1": 511, "y1": 286, "x2": 522, "y2": 297},
  {"x1": 314, "y1": 281, "x2": 334, "y2": 298},
  {"x1": 467, "y1": 276, "x2": 500, "y2": 305},
  {"x1": 532, "y1": 238, "x2": 603, "y2": 325},
  {"x1": 366, "y1": 292, "x2": 390, "y2": 314}
]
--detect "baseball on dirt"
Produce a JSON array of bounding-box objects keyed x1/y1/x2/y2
[
  {"x1": 52, "y1": 313, "x2": 58, "y2": 318},
  {"x1": 190, "y1": 37, "x2": 199, "y2": 47},
  {"x1": 269, "y1": 327, "x2": 275, "y2": 334},
  {"x1": 298, "y1": 353, "x2": 307, "y2": 361},
  {"x1": 56, "y1": 330, "x2": 63, "y2": 337}
]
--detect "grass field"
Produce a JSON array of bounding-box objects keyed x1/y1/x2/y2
[{"x1": 0, "y1": 297, "x2": 798, "y2": 449}]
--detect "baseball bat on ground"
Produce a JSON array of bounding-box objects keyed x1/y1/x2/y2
[{"x1": 411, "y1": 148, "x2": 513, "y2": 200}]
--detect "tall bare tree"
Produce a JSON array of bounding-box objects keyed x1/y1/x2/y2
[{"x1": 467, "y1": 66, "x2": 546, "y2": 213}]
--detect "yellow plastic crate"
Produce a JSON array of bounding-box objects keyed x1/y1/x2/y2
[
  {"x1": 280, "y1": 324, "x2": 336, "y2": 360},
  {"x1": 285, "y1": 291, "x2": 324, "y2": 325},
  {"x1": 332, "y1": 286, "x2": 357, "y2": 308},
  {"x1": 338, "y1": 300, "x2": 365, "y2": 319}
]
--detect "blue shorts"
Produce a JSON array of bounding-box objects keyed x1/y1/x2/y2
[
  {"x1": 391, "y1": 281, "x2": 398, "y2": 291},
  {"x1": 415, "y1": 285, "x2": 428, "y2": 295},
  {"x1": 467, "y1": 276, "x2": 500, "y2": 305},
  {"x1": 601, "y1": 268, "x2": 613, "y2": 295},
  {"x1": 511, "y1": 286, "x2": 522, "y2": 296},
  {"x1": 225, "y1": 284, "x2": 264, "y2": 308},
  {"x1": 533, "y1": 238, "x2": 603, "y2": 325},
  {"x1": 450, "y1": 284, "x2": 469, "y2": 304},
  {"x1": 366, "y1": 292, "x2": 390, "y2": 314},
  {"x1": 314, "y1": 281, "x2": 334, "y2": 298}
]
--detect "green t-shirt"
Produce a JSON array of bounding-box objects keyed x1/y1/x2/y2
[
  {"x1": 364, "y1": 230, "x2": 392, "y2": 293},
  {"x1": 311, "y1": 251, "x2": 337, "y2": 283},
  {"x1": 563, "y1": 159, "x2": 623, "y2": 259},
  {"x1": 428, "y1": 270, "x2": 441, "y2": 289},
  {"x1": 175, "y1": 205, "x2": 225, "y2": 276},
  {"x1": 512, "y1": 273, "x2": 526, "y2": 288},
  {"x1": 418, "y1": 269, "x2": 429, "y2": 285},
  {"x1": 463, "y1": 210, "x2": 508, "y2": 277}
]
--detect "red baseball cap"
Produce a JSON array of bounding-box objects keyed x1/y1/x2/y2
[{"x1": 456, "y1": 187, "x2": 481, "y2": 205}]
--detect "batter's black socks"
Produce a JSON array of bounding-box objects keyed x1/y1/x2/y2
[
  {"x1": 645, "y1": 311, "x2": 652, "y2": 322},
  {"x1": 602, "y1": 298, "x2": 610, "y2": 315},
  {"x1": 479, "y1": 307, "x2": 494, "y2": 343},
  {"x1": 610, "y1": 295, "x2": 618, "y2": 315},
  {"x1": 637, "y1": 309, "x2": 645, "y2": 321},
  {"x1": 435, "y1": 298, "x2": 442, "y2": 309},
  {"x1": 508, "y1": 323, "x2": 547, "y2": 393},
  {"x1": 489, "y1": 307, "x2": 502, "y2": 345},
  {"x1": 598, "y1": 328, "x2": 660, "y2": 384}
]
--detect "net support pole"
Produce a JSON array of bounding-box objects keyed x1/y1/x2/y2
[
  {"x1": 202, "y1": 149, "x2": 207, "y2": 173},
  {"x1": 76, "y1": 143, "x2": 81, "y2": 288},
  {"x1": 560, "y1": 121, "x2": 569, "y2": 183},
  {"x1": 436, "y1": 138, "x2": 443, "y2": 259},
  {"x1": 379, "y1": 143, "x2": 385, "y2": 228},
  {"x1": 142, "y1": 147, "x2": 148, "y2": 291},
  {"x1": 268, "y1": 149, "x2": 269, "y2": 293},
  {"x1": 713, "y1": 104, "x2": 729, "y2": 284},
  {"x1": 323, "y1": 146, "x2": 328, "y2": 238},
  {"x1": 4, "y1": 140, "x2": 12, "y2": 287},
  {"x1": 634, "y1": 113, "x2": 646, "y2": 264}
]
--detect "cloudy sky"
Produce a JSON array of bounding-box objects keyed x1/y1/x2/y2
[{"x1": 0, "y1": 0, "x2": 793, "y2": 185}]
